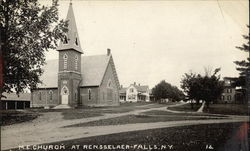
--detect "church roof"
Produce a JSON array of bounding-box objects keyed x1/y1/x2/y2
[
  {"x1": 37, "y1": 54, "x2": 111, "y2": 88},
  {"x1": 57, "y1": 2, "x2": 83, "y2": 53}
]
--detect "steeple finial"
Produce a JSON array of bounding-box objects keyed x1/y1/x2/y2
[{"x1": 70, "y1": 0, "x2": 72, "y2": 5}]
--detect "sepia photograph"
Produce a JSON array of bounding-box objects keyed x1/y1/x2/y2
[{"x1": 0, "y1": 0, "x2": 249, "y2": 151}]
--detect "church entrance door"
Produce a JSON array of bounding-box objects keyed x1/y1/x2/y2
[
  {"x1": 62, "y1": 95, "x2": 68, "y2": 104},
  {"x1": 61, "y1": 86, "x2": 69, "y2": 104}
]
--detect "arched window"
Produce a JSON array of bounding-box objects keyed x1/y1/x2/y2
[
  {"x1": 75, "y1": 37, "x2": 78, "y2": 46},
  {"x1": 107, "y1": 79, "x2": 112, "y2": 88},
  {"x1": 75, "y1": 55, "x2": 78, "y2": 70},
  {"x1": 63, "y1": 35, "x2": 68, "y2": 44},
  {"x1": 63, "y1": 54, "x2": 68, "y2": 69},
  {"x1": 88, "y1": 89, "x2": 91, "y2": 100},
  {"x1": 61, "y1": 86, "x2": 69, "y2": 95},
  {"x1": 38, "y1": 92, "x2": 42, "y2": 100},
  {"x1": 49, "y1": 90, "x2": 53, "y2": 100},
  {"x1": 75, "y1": 92, "x2": 77, "y2": 101}
]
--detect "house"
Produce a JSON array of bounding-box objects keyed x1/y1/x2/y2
[
  {"x1": 219, "y1": 77, "x2": 243, "y2": 103},
  {"x1": 31, "y1": 2, "x2": 120, "y2": 108},
  {"x1": 119, "y1": 82, "x2": 150, "y2": 103},
  {"x1": 1, "y1": 93, "x2": 30, "y2": 110}
]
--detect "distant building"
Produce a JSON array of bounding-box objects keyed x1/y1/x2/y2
[
  {"x1": 1, "y1": 93, "x2": 30, "y2": 110},
  {"x1": 119, "y1": 82, "x2": 150, "y2": 102},
  {"x1": 220, "y1": 77, "x2": 243, "y2": 103},
  {"x1": 31, "y1": 3, "x2": 120, "y2": 108}
]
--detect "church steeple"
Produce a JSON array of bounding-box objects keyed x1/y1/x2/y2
[{"x1": 57, "y1": 2, "x2": 83, "y2": 54}]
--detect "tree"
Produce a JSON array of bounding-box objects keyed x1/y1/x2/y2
[
  {"x1": 0, "y1": 0, "x2": 68, "y2": 96},
  {"x1": 234, "y1": 25, "x2": 250, "y2": 79},
  {"x1": 234, "y1": 25, "x2": 249, "y2": 103},
  {"x1": 181, "y1": 68, "x2": 224, "y2": 108},
  {"x1": 152, "y1": 80, "x2": 184, "y2": 102}
]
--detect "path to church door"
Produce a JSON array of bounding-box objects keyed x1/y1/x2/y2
[{"x1": 61, "y1": 86, "x2": 69, "y2": 104}]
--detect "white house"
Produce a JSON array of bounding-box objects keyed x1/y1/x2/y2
[{"x1": 119, "y1": 83, "x2": 150, "y2": 102}]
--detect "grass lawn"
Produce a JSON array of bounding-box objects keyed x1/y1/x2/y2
[
  {"x1": 10, "y1": 122, "x2": 246, "y2": 151},
  {"x1": 142, "y1": 110, "x2": 228, "y2": 117},
  {"x1": 204, "y1": 104, "x2": 248, "y2": 115},
  {"x1": 1, "y1": 102, "x2": 171, "y2": 125},
  {"x1": 61, "y1": 103, "x2": 170, "y2": 120},
  {"x1": 65, "y1": 113, "x2": 224, "y2": 128},
  {"x1": 0, "y1": 110, "x2": 39, "y2": 126},
  {"x1": 168, "y1": 103, "x2": 202, "y2": 112}
]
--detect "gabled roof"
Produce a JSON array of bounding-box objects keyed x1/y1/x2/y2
[
  {"x1": 1, "y1": 93, "x2": 31, "y2": 101},
  {"x1": 134, "y1": 85, "x2": 149, "y2": 93},
  {"x1": 81, "y1": 55, "x2": 110, "y2": 87},
  {"x1": 119, "y1": 87, "x2": 127, "y2": 94},
  {"x1": 126, "y1": 84, "x2": 149, "y2": 93},
  {"x1": 37, "y1": 54, "x2": 113, "y2": 88}
]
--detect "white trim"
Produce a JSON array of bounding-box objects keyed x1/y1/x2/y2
[
  {"x1": 58, "y1": 71, "x2": 81, "y2": 75},
  {"x1": 63, "y1": 54, "x2": 68, "y2": 69},
  {"x1": 61, "y1": 85, "x2": 69, "y2": 95}
]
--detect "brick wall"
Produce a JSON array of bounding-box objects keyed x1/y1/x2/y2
[{"x1": 31, "y1": 89, "x2": 59, "y2": 107}]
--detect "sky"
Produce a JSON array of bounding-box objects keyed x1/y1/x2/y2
[{"x1": 42, "y1": 0, "x2": 249, "y2": 89}]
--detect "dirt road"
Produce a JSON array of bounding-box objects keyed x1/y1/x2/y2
[{"x1": 1, "y1": 103, "x2": 248, "y2": 150}]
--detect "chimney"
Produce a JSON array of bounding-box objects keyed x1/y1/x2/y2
[
  {"x1": 120, "y1": 85, "x2": 123, "y2": 88},
  {"x1": 107, "y1": 48, "x2": 111, "y2": 56},
  {"x1": 134, "y1": 82, "x2": 136, "y2": 85},
  {"x1": 138, "y1": 83, "x2": 140, "y2": 86}
]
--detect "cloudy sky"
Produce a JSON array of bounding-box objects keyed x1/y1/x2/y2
[{"x1": 42, "y1": 0, "x2": 249, "y2": 88}]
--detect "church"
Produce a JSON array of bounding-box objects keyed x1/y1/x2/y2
[{"x1": 31, "y1": 2, "x2": 120, "y2": 108}]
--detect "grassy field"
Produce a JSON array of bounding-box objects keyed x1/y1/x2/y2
[
  {"x1": 142, "y1": 110, "x2": 227, "y2": 117},
  {"x1": 204, "y1": 104, "x2": 248, "y2": 115},
  {"x1": 168, "y1": 103, "x2": 202, "y2": 112},
  {"x1": 1, "y1": 102, "x2": 171, "y2": 125},
  {"x1": 0, "y1": 110, "x2": 39, "y2": 126},
  {"x1": 66, "y1": 111, "x2": 224, "y2": 128},
  {"x1": 9, "y1": 122, "x2": 246, "y2": 151}
]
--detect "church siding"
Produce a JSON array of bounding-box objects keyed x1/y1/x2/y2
[
  {"x1": 99, "y1": 59, "x2": 119, "y2": 106},
  {"x1": 80, "y1": 87, "x2": 99, "y2": 106},
  {"x1": 32, "y1": 89, "x2": 58, "y2": 107},
  {"x1": 58, "y1": 50, "x2": 81, "y2": 73}
]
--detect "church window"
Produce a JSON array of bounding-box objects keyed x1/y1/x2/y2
[
  {"x1": 38, "y1": 92, "x2": 42, "y2": 100},
  {"x1": 75, "y1": 92, "x2": 77, "y2": 101},
  {"x1": 130, "y1": 88, "x2": 134, "y2": 93},
  {"x1": 61, "y1": 86, "x2": 69, "y2": 95},
  {"x1": 107, "y1": 79, "x2": 112, "y2": 88},
  {"x1": 63, "y1": 35, "x2": 68, "y2": 44},
  {"x1": 88, "y1": 89, "x2": 91, "y2": 100},
  {"x1": 75, "y1": 37, "x2": 78, "y2": 46},
  {"x1": 75, "y1": 55, "x2": 78, "y2": 70},
  {"x1": 49, "y1": 90, "x2": 53, "y2": 100},
  {"x1": 63, "y1": 54, "x2": 68, "y2": 69}
]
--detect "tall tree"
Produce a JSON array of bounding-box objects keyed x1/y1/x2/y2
[
  {"x1": 181, "y1": 68, "x2": 224, "y2": 108},
  {"x1": 152, "y1": 80, "x2": 184, "y2": 102},
  {"x1": 234, "y1": 25, "x2": 250, "y2": 79},
  {"x1": 234, "y1": 25, "x2": 249, "y2": 103},
  {"x1": 0, "y1": 0, "x2": 68, "y2": 96}
]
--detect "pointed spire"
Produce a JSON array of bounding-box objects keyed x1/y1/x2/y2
[{"x1": 57, "y1": 1, "x2": 83, "y2": 54}]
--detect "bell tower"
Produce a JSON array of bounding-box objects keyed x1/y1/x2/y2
[{"x1": 57, "y1": 2, "x2": 83, "y2": 107}]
